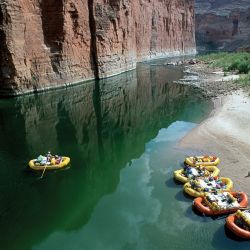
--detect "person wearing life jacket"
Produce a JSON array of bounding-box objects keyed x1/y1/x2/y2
[{"x1": 55, "y1": 155, "x2": 62, "y2": 164}]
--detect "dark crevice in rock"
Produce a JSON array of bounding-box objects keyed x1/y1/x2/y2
[
  {"x1": 232, "y1": 17, "x2": 239, "y2": 36},
  {"x1": 40, "y1": 0, "x2": 64, "y2": 53},
  {"x1": 107, "y1": 0, "x2": 120, "y2": 9},
  {"x1": 88, "y1": 0, "x2": 100, "y2": 79},
  {"x1": 150, "y1": 10, "x2": 158, "y2": 51},
  {"x1": 68, "y1": 3, "x2": 80, "y2": 37},
  {"x1": 164, "y1": 17, "x2": 170, "y2": 34},
  {"x1": 111, "y1": 19, "x2": 119, "y2": 41},
  {"x1": 40, "y1": 0, "x2": 64, "y2": 76},
  {"x1": 0, "y1": 3, "x2": 16, "y2": 92}
]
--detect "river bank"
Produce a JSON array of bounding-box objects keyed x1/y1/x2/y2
[{"x1": 179, "y1": 61, "x2": 250, "y2": 197}]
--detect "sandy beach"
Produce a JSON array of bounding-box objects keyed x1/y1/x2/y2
[{"x1": 180, "y1": 78, "x2": 250, "y2": 197}]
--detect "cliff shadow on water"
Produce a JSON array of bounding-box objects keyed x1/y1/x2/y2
[{"x1": 0, "y1": 62, "x2": 212, "y2": 249}]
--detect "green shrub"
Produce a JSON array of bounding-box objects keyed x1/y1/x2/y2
[
  {"x1": 238, "y1": 62, "x2": 250, "y2": 74},
  {"x1": 198, "y1": 52, "x2": 250, "y2": 74},
  {"x1": 228, "y1": 60, "x2": 240, "y2": 71}
]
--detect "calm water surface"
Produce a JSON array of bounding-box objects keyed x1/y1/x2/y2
[{"x1": 0, "y1": 62, "x2": 249, "y2": 250}]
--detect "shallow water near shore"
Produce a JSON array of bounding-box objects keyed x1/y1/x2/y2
[{"x1": 0, "y1": 61, "x2": 249, "y2": 250}]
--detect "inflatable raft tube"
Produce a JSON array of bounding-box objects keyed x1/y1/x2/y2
[
  {"x1": 29, "y1": 157, "x2": 70, "y2": 171},
  {"x1": 174, "y1": 165, "x2": 220, "y2": 184},
  {"x1": 185, "y1": 156, "x2": 220, "y2": 167},
  {"x1": 183, "y1": 177, "x2": 233, "y2": 198},
  {"x1": 193, "y1": 192, "x2": 248, "y2": 216},
  {"x1": 226, "y1": 213, "x2": 250, "y2": 240}
]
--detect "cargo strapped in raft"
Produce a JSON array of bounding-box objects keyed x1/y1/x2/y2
[
  {"x1": 174, "y1": 165, "x2": 220, "y2": 184},
  {"x1": 226, "y1": 209, "x2": 250, "y2": 239},
  {"x1": 28, "y1": 152, "x2": 70, "y2": 171},
  {"x1": 185, "y1": 155, "x2": 220, "y2": 167},
  {"x1": 193, "y1": 192, "x2": 248, "y2": 216},
  {"x1": 183, "y1": 176, "x2": 233, "y2": 198}
]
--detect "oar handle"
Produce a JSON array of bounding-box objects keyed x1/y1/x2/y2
[
  {"x1": 40, "y1": 165, "x2": 47, "y2": 178},
  {"x1": 239, "y1": 207, "x2": 250, "y2": 210}
]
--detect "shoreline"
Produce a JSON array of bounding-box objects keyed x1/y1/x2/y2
[
  {"x1": 179, "y1": 62, "x2": 250, "y2": 197},
  {"x1": 0, "y1": 51, "x2": 196, "y2": 98}
]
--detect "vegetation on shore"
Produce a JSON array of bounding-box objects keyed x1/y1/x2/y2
[{"x1": 198, "y1": 52, "x2": 250, "y2": 86}]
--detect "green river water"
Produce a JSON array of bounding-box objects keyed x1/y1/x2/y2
[{"x1": 0, "y1": 61, "x2": 249, "y2": 250}]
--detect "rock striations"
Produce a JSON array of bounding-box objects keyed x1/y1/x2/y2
[
  {"x1": 195, "y1": 0, "x2": 250, "y2": 52},
  {"x1": 0, "y1": 0, "x2": 196, "y2": 96}
]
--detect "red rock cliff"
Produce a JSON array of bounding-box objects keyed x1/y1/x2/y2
[
  {"x1": 0, "y1": 0, "x2": 195, "y2": 96},
  {"x1": 195, "y1": 0, "x2": 250, "y2": 52}
]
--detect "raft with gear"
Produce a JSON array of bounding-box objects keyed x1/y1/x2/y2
[
  {"x1": 29, "y1": 153, "x2": 70, "y2": 171},
  {"x1": 172, "y1": 153, "x2": 250, "y2": 240},
  {"x1": 185, "y1": 155, "x2": 220, "y2": 167},
  {"x1": 183, "y1": 176, "x2": 233, "y2": 198},
  {"x1": 193, "y1": 191, "x2": 248, "y2": 216},
  {"x1": 226, "y1": 209, "x2": 250, "y2": 239},
  {"x1": 174, "y1": 165, "x2": 220, "y2": 184}
]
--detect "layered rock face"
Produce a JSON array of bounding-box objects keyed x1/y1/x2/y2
[
  {"x1": 0, "y1": 1, "x2": 93, "y2": 95},
  {"x1": 196, "y1": 0, "x2": 250, "y2": 52},
  {"x1": 0, "y1": 0, "x2": 195, "y2": 96}
]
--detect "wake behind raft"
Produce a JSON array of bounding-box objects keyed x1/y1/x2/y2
[{"x1": 28, "y1": 152, "x2": 70, "y2": 171}]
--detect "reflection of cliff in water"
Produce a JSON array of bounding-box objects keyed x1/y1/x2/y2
[{"x1": 0, "y1": 63, "x2": 212, "y2": 249}]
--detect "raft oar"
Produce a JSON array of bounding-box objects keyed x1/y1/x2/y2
[
  {"x1": 239, "y1": 206, "x2": 250, "y2": 211},
  {"x1": 40, "y1": 165, "x2": 47, "y2": 179}
]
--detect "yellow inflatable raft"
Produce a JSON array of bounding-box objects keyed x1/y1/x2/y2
[
  {"x1": 183, "y1": 177, "x2": 233, "y2": 198},
  {"x1": 185, "y1": 155, "x2": 220, "y2": 167},
  {"x1": 174, "y1": 165, "x2": 220, "y2": 184},
  {"x1": 29, "y1": 157, "x2": 70, "y2": 171}
]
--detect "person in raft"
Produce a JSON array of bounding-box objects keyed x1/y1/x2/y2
[
  {"x1": 34, "y1": 152, "x2": 62, "y2": 166},
  {"x1": 46, "y1": 151, "x2": 52, "y2": 162},
  {"x1": 51, "y1": 155, "x2": 62, "y2": 165}
]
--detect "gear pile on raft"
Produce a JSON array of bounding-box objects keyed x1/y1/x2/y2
[
  {"x1": 28, "y1": 152, "x2": 70, "y2": 171},
  {"x1": 173, "y1": 155, "x2": 250, "y2": 240}
]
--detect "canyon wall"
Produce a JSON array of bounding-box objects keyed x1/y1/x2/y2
[
  {"x1": 195, "y1": 0, "x2": 250, "y2": 52},
  {"x1": 0, "y1": 0, "x2": 195, "y2": 96}
]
